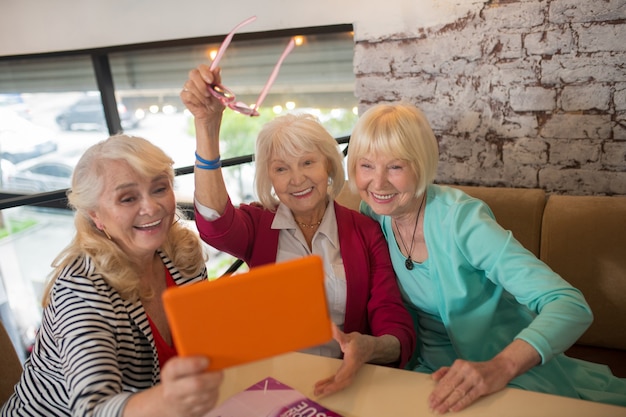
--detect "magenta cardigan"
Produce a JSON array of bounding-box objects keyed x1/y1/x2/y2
[{"x1": 195, "y1": 199, "x2": 416, "y2": 367}]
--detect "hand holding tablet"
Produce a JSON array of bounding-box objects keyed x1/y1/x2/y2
[{"x1": 163, "y1": 255, "x2": 332, "y2": 370}]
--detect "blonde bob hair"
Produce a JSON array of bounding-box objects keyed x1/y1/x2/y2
[
  {"x1": 43, "y1": 134, "x2": 206, "y2": 306},
  {"x1": 255, "y1": 113, "x2": 345, "y2": 210},
  {"x1": 347, "y1": 102, "x2": 439, "y2": 197}
]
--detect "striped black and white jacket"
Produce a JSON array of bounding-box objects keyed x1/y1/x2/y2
[{"x1": 1, "y1": 250, "x2": 206, "y2": 417}]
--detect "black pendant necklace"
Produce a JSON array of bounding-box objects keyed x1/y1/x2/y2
[{"x1": 394, "y1": 193, "x2": 426, "y2": 270}]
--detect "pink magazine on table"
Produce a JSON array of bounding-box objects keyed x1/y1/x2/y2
[{"x1": 205, "y1": 377, "x2": 343, "y2": 417}]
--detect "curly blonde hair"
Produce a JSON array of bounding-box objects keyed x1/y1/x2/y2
[{"x1": 43, "y1": 134, "x2": 206, "y2": 306}]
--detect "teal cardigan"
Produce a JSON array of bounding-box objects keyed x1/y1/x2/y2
[{"x1": 362, "y1": 184, "x2": 626, "y2": 405}]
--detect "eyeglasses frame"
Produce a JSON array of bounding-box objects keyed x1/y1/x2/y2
[{"x1": 208, "y1": 15, "x2": 295, "y2": 117}]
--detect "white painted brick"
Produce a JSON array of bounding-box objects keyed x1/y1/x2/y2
[
  {"x1": 561, "y1": 85, "x2": 611, "y2": 111},
  {"x1": 549, "y1": 0, "x2": 626, "y2": 24},
  {"x1": 455, "y1": 111, "x2": 482, "y2": 133},
  {"x1": 503, "y1": 137, "x2": 548, "y2": 165},
  {"x1": 615, "y1": 85, "x2": 626, "y2": 110},
  {"x1": 476, "y1": 141, "x2": 504, "y2": 169},
  {"x1": 547, "y1": 139, "x2": 602, "y2": 165},
  {"x1": 422, "y1": 104, "x2": 460, "y2": 132},
  {"x1": 540, "y1": 114, "x2": 611, "y2": 139},
  {"x1": 502, "y1": 164, "x2": 541, "y2": 188},
  {"x1": 395, "y1": 34, "x2": 482, "y2": 73},
  {"x1": 541, "y1": 54, "x2": 626, "y2": 84},
  {"x1": 525, "y1": 28, "x2": 574, "y2": 55},
  {"x1": 482, "y1": 33, "x2": 523, "y2": 60},
  {"x1": 539, "y1": 168, "x2": 626, "y2": 195},
  {"x1": 355, "y1": 77, "x2": 398, "y2": 102},
  {"x1": 354, "y1": 42, "x2": 397, "y2": 74},
  {"x1": 509, "y1": 86, "x2": 556, "y2": 112},
  {"x1": 490, "y1": 59, "x2": 542, "y2": 86},
  {"x1": 355, "y1": 76, "x2": 437, "y2": 102},
  {"x1": 603, "y1": 141, "x2": 626, "y2": 168},
  {"x1": 614, "y1": 111, "x2": 626, "y2": 140},
  {"x1": 482, "y1": 1, "x2": 545, "y2": 28},
  {"x1": 576, "y1": 23, "x2": 626, "y2": 53},
  {"x1": 354, "y1": 0, "x2": 626, "y2": 195},
  {"x1": 439, "y1": 135, "x2": 474, "y2": 160},
  {"x1": 492, "y1": 115, "x2": 539, "y2": 138}
]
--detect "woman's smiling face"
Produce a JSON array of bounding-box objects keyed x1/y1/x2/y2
[
  {"x1": 89, "y1": 159, "x2": 176, "y2": 262},
  {"x1": 268, "y1": 151, "x2": 329, "y2": 219},
  {"x1": 354, "y1": 152, "x2": 418, "y2": 218}
]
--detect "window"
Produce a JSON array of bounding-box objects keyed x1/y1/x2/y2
[{"x1": 0, "y1": 25, "x2": 356, "y2": 360}]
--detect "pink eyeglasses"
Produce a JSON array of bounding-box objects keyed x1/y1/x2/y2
[{"x1": 209, "y1": 16, "x2": 296, "y2": 117}]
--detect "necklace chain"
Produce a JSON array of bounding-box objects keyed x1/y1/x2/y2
[
  {"x1": 394, "y1": 193, "x2": 426, "y2": 270},
  {"x1": 297, "y1": 219, "x2": 322, "y2": 229}
]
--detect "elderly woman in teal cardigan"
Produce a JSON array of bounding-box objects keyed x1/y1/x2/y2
[{"x1": 347, "y1": 102, "x2": 626, "y2": 413}]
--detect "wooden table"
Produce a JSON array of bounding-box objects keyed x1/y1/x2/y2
[{"x1": 217, "y1": 352, "x2": 626, "y2": 417}]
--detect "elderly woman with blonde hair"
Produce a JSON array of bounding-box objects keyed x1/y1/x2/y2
[
  {"x1": 347, "y1": 102, "x2": 626, "y2": 412},
  {"x1": 2, "y1": 135, "x2": 223, "y2": 417}
]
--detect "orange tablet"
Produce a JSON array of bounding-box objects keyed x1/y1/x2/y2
[{"x1": 162, "y1": 255, "x2": 332, "y2": 370}]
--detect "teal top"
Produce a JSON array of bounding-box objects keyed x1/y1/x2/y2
[{"x1": 362, "y1": 184, "x2": 626, "y2": 406}]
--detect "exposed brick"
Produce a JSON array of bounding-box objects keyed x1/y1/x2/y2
[
  {"x1": 354, "y1": 43, "x2": 397, "y2": 75},
  {"x1": 493, "y1": 115, "x2": 539, "y2": 138},
  {"x1": 576, "y1": 23, "x2": 626, "y2": 53},
  {"x1": 476, "y1": 140, "x2": 504, "y2": 169},
  {"x1": 540, "y1": 114, "x2": 611, "y2": 139},
  {"x1": 541, "y1": 54, "x2": 625, "y2": 84},
  {"x1": 524, "y1": 28, "x2": 574, "y2": 55},
  {"x1": 561, "y1": 85, "x2": 611, "y2": 111},
  {"x1": 355, "y1": 76, "x2": 437, "y2": 103},
  {"x1": 423, "y1": 106, "x2": 460, "y2": 132},
  {"x1": 614, "y1": 84, "x2": 626, "y2": 111},
  {"x1": 614, "y1": 111, "x2": 626, "y2": 140},
  {"x1": 438, "y1": 134, "x2": 474, "y2": 160},
  {"x1": 503, "y1": 137, "x2": 548, "y2": 165},
  {"x1": 549, "y1": 0, "x2": 626, "y2": 24},
  {"x1": 547, "y1": 138, "x2": 602, "y2": 166},
  {"x1": 455, "y1": 111, "x2": 482, "y2": 134},
  {"x1": 502, "y1": 164, "x2": 541, "y2": 188},
  {"x1": 407, "y1": 34, "x2": 482, "y2": 68},
  {"x1": 355, "y1": 0, "x2": 626, "y2": 195},
  {"x1": 438, "y1": 160, "x2": 505, "y2": 185},
  {"x1": 510, "y1": 86, "x2": 556, "y2": 112},
  {"x1": 482, "y1": 33, "x2": 523, "y2": 60},
  {"x1": 355, "y1": 77, "x2": 398, "y2": 102},
  {"x1": 615, "y1": 124, "x2": 626, "y2": 140},
  {"x1": 603, "y1": 141, "x2": 626, "y2": 168},
  {"x1": 539, "y1": 168, "x2": 626, "y2": 195},
  {"x1": 482, "y1": 1, "x2": 545, "y2": 28},
  {"x1": 491, "y1": 58, "x2": 542, "y2": 86},
  {"x1": 438, "y1": 160, "x2": 539, "y2": 189}
]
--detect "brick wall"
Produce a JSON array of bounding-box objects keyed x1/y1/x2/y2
[{"x1": 354, "y1": 0, "x2": 626, "y2": 195}]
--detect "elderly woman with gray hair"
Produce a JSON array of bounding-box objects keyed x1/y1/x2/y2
[{"x1": 181, "y1": 64, "x2": 415, "y2": 397}]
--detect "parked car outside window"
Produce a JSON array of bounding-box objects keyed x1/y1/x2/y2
[
  {"x1": 3, "y1": 151, "x2": 80, "y2": 193},
  {"x1": 55, "y1": 94, "x2": 141, "y2": 131},
  {"x1": 0, "y1": 109, "x2": 58, "y2": 164}
]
